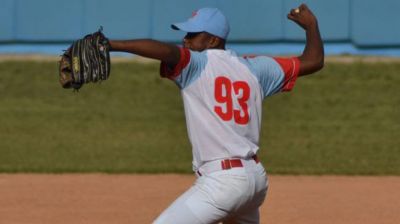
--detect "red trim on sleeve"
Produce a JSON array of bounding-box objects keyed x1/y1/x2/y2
[
  {"x1": 160, "y1": 47, "x2": 191, "y2": 80},
  {"x1": 273, "y1": 57, "x2": 301, "y2": 92}
]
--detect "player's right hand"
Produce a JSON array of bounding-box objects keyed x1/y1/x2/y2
[{"x1": 287, "y1": 4, "x2": 318, "y2": 31}]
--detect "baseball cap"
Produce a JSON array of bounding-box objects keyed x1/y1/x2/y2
[{"x1": 171, "y1": 8, "x2": 230, "y2": 40}]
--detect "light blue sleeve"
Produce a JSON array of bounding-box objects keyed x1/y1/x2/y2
[
  {"x1": 173, "y1": 50, "x2": 208, "y2": 89},
  {"x1": 240, "y1": 56, "x2": 285, "y2": 98}
]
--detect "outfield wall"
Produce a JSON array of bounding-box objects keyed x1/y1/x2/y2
[{"x1": 0, "y1": 0, "x2": 399, "y2": 47}]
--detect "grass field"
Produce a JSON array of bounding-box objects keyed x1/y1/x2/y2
[{"x1": 0, "y1": 59, "x2": 399, "y2": 174}]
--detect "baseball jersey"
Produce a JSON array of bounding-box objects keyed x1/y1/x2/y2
[{"x1": 160, "y1": 47, "x2": 300, "y2": 170}]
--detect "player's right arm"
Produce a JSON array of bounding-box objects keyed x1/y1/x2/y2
[
  {"x1": 109, "y1": 39, "x2": 181, "y2": 69},
  {"x1": 287, "y1": 4, "x2": 324, "y2": 77}
]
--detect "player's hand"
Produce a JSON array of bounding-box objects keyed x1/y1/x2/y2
[{"x1": 287, "y1": 4, "x2": 318, "y2": 30}]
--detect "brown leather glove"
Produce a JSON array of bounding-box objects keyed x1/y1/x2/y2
[{"x1": 59, "y1": 27, "x2": 111, "y2": 90}]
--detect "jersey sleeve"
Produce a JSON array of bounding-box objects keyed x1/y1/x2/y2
[
  {"x1": 244, "y1": 56, "x2": 300, "y2": 98},
  {"x1": 160, "y1": 47, "x2": 207, "y2": 89},
  {"x1": 273, "y1": 57, "x2": 301, "y2": 92}
]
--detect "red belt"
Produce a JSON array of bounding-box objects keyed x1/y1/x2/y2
[
  {"x1": 197, "y1": 155, "x2": 260, "y2": 177},
  {"x1": 221, "y1": 155, "x2": 260, "y2": 170}
]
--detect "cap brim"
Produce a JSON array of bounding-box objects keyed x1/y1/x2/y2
[
  {"x1": 171, "y1": 22, "x2": 203, "y2": 33},
  {"x1": 171, "y1": 24, "x2": 180, "y2": 30}
]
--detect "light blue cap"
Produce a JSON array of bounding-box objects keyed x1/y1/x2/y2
[{"x1": 171, "y1": 8, "x2": 230, "y2": 40}]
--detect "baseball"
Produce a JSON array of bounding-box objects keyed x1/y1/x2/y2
[{"x1": 295, "y1": 8, "x2": 300, "y2": 13}]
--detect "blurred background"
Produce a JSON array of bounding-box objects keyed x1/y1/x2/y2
[{"x1": 1, "y1": 0, "x2": 400, "y2": 56}]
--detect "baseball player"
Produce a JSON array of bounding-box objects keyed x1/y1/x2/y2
[{"x1": 109, "y1": 4, "x2": 323, "y2": 224}]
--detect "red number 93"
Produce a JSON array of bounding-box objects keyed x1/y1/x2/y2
[{"x1": 214, "y1": 76, "x2": 250, "y2": 125}]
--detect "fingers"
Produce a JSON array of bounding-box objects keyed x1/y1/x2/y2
[
  {"x1": 290, "y1": 8, "x2": 300, "y2": 16},
  {"x1": 287, "y1": 4, "x2": 312, "y2": 21},
  {"x1": 288, "y1": 3, "x2": 309, "y2": 16},
  {"x1": 287, "y1": 7, "x2": 301, "y2": 22},
  {"x1": 287, "y1": 13, "x2": 296, "y2": 22}
]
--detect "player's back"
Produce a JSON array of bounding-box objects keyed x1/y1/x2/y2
[{"x1": 161, "y1": 48, "x2": 299, "y2": 169}]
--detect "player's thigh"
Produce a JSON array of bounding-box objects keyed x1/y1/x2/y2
[
  {"x1": 153, "y1": 185, "x2": 202, "y2": 224},
  {"x1": 153, "y1": 178, "x2": 228, "y2": 224}
]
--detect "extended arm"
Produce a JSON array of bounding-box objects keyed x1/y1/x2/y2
[
  {"x1": 109, "y1": 39, "x2": 181, "y2": 67},
  {"x1": 288, "y1": 4, "x2": 324, "y2": 76}
]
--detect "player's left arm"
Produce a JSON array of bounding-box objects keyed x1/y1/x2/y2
[
  {"x1": 288, "y1": 4, "x2": 324, "y2": 77},
  {"x1": 109, "y1": 39, "x2": 181, "y2": 69}
]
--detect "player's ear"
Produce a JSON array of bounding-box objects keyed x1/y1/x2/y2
[{"x1": 208, "y1": 36, "x2": 222, "y2": 49}]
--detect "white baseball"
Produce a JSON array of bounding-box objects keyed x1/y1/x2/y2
[{"x1": 294, "y1": 8, "x2": 300, "y2": 14}]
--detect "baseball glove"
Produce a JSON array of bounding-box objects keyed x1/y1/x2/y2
[{"x1": 59, "y1": 27, "x2": 111, "y2": 90}]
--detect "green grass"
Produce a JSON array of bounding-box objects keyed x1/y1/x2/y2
[{"x1": 0, "y1": 60, "x2": 399, "y2": 175}]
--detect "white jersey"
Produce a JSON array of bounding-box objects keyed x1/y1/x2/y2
[{"x1": 161, "y1": 48, "x2": 300, "y2": 170}]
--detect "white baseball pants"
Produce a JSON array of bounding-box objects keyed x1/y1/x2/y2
[{"x1": 153, "y1": 158, "x2": 268, "y2": 224}]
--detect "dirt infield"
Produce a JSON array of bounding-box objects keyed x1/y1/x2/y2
[{"x1": 1, "y1": 175, "x2": 399, "y2": 224}]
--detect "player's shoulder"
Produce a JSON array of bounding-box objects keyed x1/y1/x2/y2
[
  {"x1": 187, "y1": 49, "x2": 231, "y2": 66},
  {"x1": 238, "y1": 54, "x2": 281, "y2": 74},
  {"x1": 201, "y1": 48, "x2": 227, "y2": 57},
  {"x1": 185, "y1": 48, "x2": 209, "y2": 63},
  {"x1": 240, "y1": 54, "x2": 277, "y2": 65}
]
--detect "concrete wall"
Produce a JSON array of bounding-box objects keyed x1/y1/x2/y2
[{"x1": 0, "y1": 0, "x2": 399, "y2": 47}]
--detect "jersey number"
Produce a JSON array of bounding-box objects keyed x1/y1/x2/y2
[{"x1": 214, "y1": 76, "x2": 250, "y2": 125}]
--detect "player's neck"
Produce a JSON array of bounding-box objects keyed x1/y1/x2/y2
[{"x1": 209, "y1": 43, "x2": 226, "y2": 50}]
